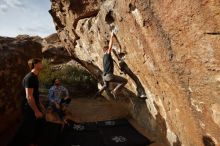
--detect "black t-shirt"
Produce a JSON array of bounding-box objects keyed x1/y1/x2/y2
[
  {"x1": 22, "y1": 72, "x2": 40, "y2": 110},
  {"x1": 103, "y1": 53, "x2": 114, "y2": 75}
]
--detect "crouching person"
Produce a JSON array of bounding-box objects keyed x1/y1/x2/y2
[{"x1": 47, "y1": 78, "x2": 71, "y2": 123}]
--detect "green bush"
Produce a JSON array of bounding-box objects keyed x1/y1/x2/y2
[{"x1": 39, "y1": 59, "x2": 98, "y2": 93}]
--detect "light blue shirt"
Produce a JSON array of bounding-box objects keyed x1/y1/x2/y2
[{"x1": 48, "y1": 85, "x2": 69, "y2": 103}]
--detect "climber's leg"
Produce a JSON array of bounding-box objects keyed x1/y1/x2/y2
[
  {"x1": 95, "y1": 79, "x2": 109, "y2": 97},
  {"x1": 111, "y1": 75, "x2": 128, "y2": 95}
]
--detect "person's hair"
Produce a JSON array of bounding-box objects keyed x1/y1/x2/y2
[
  {"x1": 28, "y1": 58, "x2": 42, "y2": 70},
  {"x1": 52, "y1": 78, "x2": 61, "y2": 85}
]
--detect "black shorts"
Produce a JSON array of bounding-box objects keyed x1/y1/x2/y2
[{"x1": 8, "y1": 107, "x2": 43, "y2": 146}]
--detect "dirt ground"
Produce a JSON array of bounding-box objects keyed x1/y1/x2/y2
[{"x1": 45, "y1": 96, "x2": 130, "y2": 124}]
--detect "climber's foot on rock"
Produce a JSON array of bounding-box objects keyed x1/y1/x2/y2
[{"x1": 139, "y1": 94, "x2": 148, "y2": 100}]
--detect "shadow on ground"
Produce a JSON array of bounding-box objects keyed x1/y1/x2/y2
[{"x1": 39, "y1": 119, "x2": 153, "y2": 146}]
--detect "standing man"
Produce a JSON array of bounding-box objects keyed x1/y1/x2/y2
[
  {"x1": 9, "y1": 58, "x2": 44, "y2": 146},
  {"x1": 97, "y1": 32, "x2": 127, "y2": 99}
]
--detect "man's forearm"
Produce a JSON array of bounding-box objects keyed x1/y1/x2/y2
[
  {"x1": 39, "y1": 102, "x2": 46, "y2": 113},
  {"x1": 64, "y1": 96, "x2": 69, "y2": 100},
  {"x1": 27, "y1": 96, "x2": 41, "y2": 113}
]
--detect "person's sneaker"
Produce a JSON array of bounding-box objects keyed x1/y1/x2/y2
[
  {"x1": 63, "y1": 119, "x2": 69, "y2": 125},
  {"x1": 139, "y1": 94, "x2": 148, "y2": 99},
  {"x1": 111, "y1": 90, "x2": 117, "y2": 99}
]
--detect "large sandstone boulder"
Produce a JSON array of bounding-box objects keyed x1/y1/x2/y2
[
  {"x1": 42, "y1": 33, "x2": 72, "y2": 64},
  {"x1": 50, "y1": 0, "x2": 220, "y2": 145},
  {"x1": 0, "y1": 35, "x2": 43, "y2": 145},
  {"x1": 0, "y1": 34, "x2": 83, "y2": 146}
]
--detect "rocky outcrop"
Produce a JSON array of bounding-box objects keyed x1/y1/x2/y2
[
  {"x1": 0, "y1": 34, "x2": 72, "y2": 146},
  {"x1": 42, "y1": 33, "x2": 72, "y2": 64},
  {"x1": 0, "y1": 35, "x2": 43, "y2": 145},
  {"x1": 50, "y1": 0, "x2": 220, "y2": 145}
]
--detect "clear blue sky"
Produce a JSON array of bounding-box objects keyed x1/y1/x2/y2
[{"x1": 0, "y1": 0, "x2": 56, "y2": 37}]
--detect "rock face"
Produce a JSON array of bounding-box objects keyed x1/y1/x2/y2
[
  {"x1": 50, "y1": 0, "x2": 220, "y2": 145},
  {"x1": 42, "y1": 33, "x2": 72, "y2": 64},
  {"x1": 0, "y1": 34, "x2": 72, "y2": 146},
  {"x1": 0, "y1": 35, "x2": 43, "y2": 145}
]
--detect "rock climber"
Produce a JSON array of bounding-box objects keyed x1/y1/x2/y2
[{"x1": 96, "y1": 31, "x2": 128, "y2": 99}]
